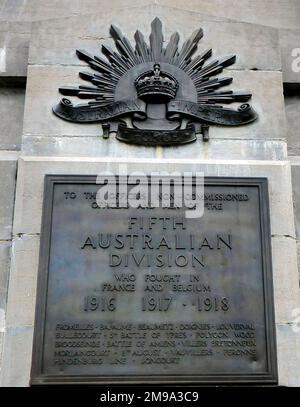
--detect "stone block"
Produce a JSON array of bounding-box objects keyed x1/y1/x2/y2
[
  {"x1": 0, "y1": 332, "x2": 4, "y2": 378},
  {"x1": 22, "y1": 136, "x2": 287, "y2": 161},
  {"x1": 0, "y1": 0, "x2": 149, "y2": 22},
  {"x1": 297, "y1": 242, "x2": 300, "y2": 279},
  {"x1": 0, "y1": 325, "x2": 34, "y2": 386},
  {"x1": 23, "y1": 66, "x2": 286, "y2": 144},
  {"x1": 0, "y1": 87, "x2": 25, "y2": 150},
  {"x1": 157, "y1": 0, "x2": 300, "y2": 30},
  {"x1": 21, "y1": 135, "x2": 157, "y2": 160},
  {"x1": 0, "y1": 0, "x2": 299, "y2": 389},
  {"x1": 0, "y1": 21, "x2": 31, "y2": 78},
  {"x1": 0, "y1": 233, "x2": 39, "y2": 386},
  {"x1": 0, "y1": 241, "x2": 11, "y2": 310},
  {"x1": 0, "y1": 241, "x2": 10, "y2": 379},
  {"x1": 291, "y1": 163, "x2": 300, "y2": 239},
  {"x1": 285, "y1": 95, "x2": 300, "y2": 155},
  {"x1": 1, "y1": 2, "x2": 299, "y2": 88},
  {"x1": 28, "y1": 6, "x2": 280, "y2": 72},
  {"x1": 4, "y1": 2, "x2": 300, "y2": 88},
  {"x1": 1, "y1": 0, "x2": 300, "y2": 30},
  {"x1": 3, "y1": 157, "x2": 299, "y2": 386},
  {"x1": 210, "y1": 70, "x2": 286, "y2": 140},
  {"x1": 276, "y1": 323, "x2": 300, "y2": 386},
  {"x1": 0, "y1": 333, "x2": 3, "y2": 372},
  {"x1": 279, "y1": 29, "x2": 300, "y2": 84},
  {"x1": 12, "y1": 157, "x2": 296, "y2": 239},
  {"x1": 0, "y1": 155, "x2": 17, "y2": 240}
]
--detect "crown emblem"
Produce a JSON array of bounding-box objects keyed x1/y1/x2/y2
[{"x1": 135, "y1": 64, "x2": 178, "y2": 102}]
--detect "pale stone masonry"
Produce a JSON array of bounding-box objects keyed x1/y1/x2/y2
[{"x1": 0, "y1": 0, "x2": 300, "y2": 386}]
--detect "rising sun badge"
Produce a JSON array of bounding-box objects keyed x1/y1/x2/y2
[{"x1": 53, "y1": 17, "x2": 258, "y2": 146}]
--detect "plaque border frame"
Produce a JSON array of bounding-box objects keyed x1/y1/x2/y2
[{"x1": 31, "y1": 175, "x2": 278, "y2": 385}]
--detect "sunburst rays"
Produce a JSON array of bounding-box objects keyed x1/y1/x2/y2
[{"x1": 58, "y1": 17, "x2": 251, "y2": 108}]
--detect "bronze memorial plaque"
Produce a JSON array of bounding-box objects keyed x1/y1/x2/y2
[{"x1": 31, "y1": 175, "x2": 277, "y2": 384}]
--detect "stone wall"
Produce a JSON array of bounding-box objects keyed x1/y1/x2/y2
[{"x1": 0, "y1": 0, "x2": 300, "y2": 386}]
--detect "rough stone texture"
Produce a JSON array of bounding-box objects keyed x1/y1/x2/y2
[
  {"x1": 24, "y1": 7, "x2": 284, "y2": 162},
  {"x1": 0, "y1": 242, "x2": 11, "y2": 311},
  {"x1": 0, "y1": 0, "x2": 150, "y2": 22},
  {"x1": 12, "y1": 158, "x2": 296, "y2": 239},
  {"x1": 0, "y1": 241, "x2": 11, "y2": 377},
  {"x1": 272, "y1": 237, "x2": 300, "y2": 323},
  {"x1": 2, "y1": 157, "x2": 299, "y2": 386},
  {"x1": 291, "y1": 162, "x2": 300, "y2": 238},
  {"x1": 279, "y1": 29, "x2": 300, "y2": 84},
  {"x1": 1, "y1": 325, "x2": 34, "y2": 387},
  {"x1": 22, "y1": 66, "x2": 287, "y2": 154},
  {"x1": 297, "y1": 243, "x2": 300, "y2": 278},
  {"x1": 285, "y1": 95, "x2": 300, "y2": 156},
  {"x1": 23, "y1": 9, "x2": 286, "y2": 160},
  {"x1": 0, "y1": 0, "x2": 300, "y2": 388},
  {"x1": 157, "y1": 0, "x2": 300, "y2": 30},
  {"x1": 0, "y1": 88, "x2": 25, "y2": 150},
  {"x1": 0, "y1": 1, "x2": 298, "y2": 83},
  {"x1": 291, "y1": 161, "x2": 300, "y2": 280},
  {"x1": 276, "y1": 323, "x2": 300, "y2": 387},
  {"x1": 0, "y1": 157, "x2": 17, "y2": 240},
  {"x1": 2, "y1": 235, "x2": 39, "y2": 329},
  {"x1": 198, "y1": 70, "x2": 286, "y2": 141},
  {"x1": 0, "y1": 21, "x2": 31, "y2": 78}
]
